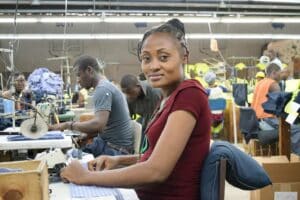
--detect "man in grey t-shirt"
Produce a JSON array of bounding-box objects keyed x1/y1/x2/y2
[{"x1": 49, "y1": 55, "x2": 133, "y2": 157}]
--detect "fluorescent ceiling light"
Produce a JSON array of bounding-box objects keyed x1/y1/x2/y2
[
  {"x1": 180, "y1": 17, "x2": 219, "y2": 23},
  {"x1": 0, "y1": 16, "x2": 300, "y2": 24},
  {"x1": 0, "y1": 34, "x2": 143, "y2": 40},
  {"x1": 40, "y1": 17, "x2": 102, "y2": 23},
  {"x1": 0, "y1": 17, "x2": 39, "y2": 23},
  {"x1": 103, "y1": 17, "x2": 164, "y2": 23},
  {"x1": 104, "y1": 16, "x2": 219, "y2": 23},
  {"x1": 272, "y1": 17, "x2": 300, "y2": 23},
  {"x1": 0, "y1": 33, "x2": 299, "y2": 40},
  {"x1": 220, "y1": 17, "x2": 271, "y2": 23},
  {"x1": 253, "y1": 0, "x2": 300, "y2": 3},
  {"x1": 188, "y1": 34, "x2": 300, "y2": 40}
]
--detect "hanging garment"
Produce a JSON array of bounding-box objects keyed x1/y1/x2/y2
[
  {"x1": 262, "y1": 91, "x2": 292, "y2": 117},
  {"x1": 232, "y1": 83, "x2": 248, "y2": 106}
]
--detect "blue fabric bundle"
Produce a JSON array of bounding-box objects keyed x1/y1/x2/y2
[
  {"x1": 262, "y1": 91, "x2": 292, "y2": 117},
  {"x1": 7, "y1": 131, "x2": 64, "y2": 141},
  {"x1": 0, "y1": 168, "x2": 23, "y2": 173},
  {"x1": 27, "y1": 68, "x2": 63, "y2": 103},
  {"x1": 200, "y1": 141, "x2": 271, "y2": 200}
]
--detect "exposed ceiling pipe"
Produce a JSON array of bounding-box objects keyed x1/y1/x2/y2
[
  {"x1": 1, "y1": 9, "x2": 300, "y2": 17},
  {"x1": 251, "y1": 0, "x2": 300, "y2": 3},
  {"x1": 2, "y1": 0, "x2": 300, "y2": 4},
  {"x1": 0, "y1": 1, "x2": 300, "y2": 10},
  {"x1": 1, "y1": 10, "x2": 300, "y2": 17}
]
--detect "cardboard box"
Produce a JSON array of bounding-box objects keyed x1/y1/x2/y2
[
  {"x1": 253, "y1": 155, "x2": 289, "y2": 164},
  {"x1": 250, "y1": 156, "x2": 300, "y2": 200},
  {"x1": 0, "y1": 160, "x2": 48, "y2": 200},
  {"x1": 291, "y1": 153, "x2": 300, "y2": 163}
]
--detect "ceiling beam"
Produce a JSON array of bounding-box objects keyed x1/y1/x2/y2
[{"x1": 0, "y1": 1, "x2": 300, "y2": 12}]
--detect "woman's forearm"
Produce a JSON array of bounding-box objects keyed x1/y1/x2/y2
[
  {"x1": 116, "y1": 154, "x2": 140, "y2": 166},
  {"x1": 83, "y1": 160, "x2": 164, "y2": 188}
]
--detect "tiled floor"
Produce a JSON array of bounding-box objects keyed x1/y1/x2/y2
[{"x1": 225, "y1": 181, "x2": 250, "y2": 200}]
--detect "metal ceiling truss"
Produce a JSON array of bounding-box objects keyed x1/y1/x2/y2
[{"x1": 0, "y1": 0, "x2": 299, "y2": 16}]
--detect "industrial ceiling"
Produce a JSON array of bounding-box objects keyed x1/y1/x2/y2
[
  {"x1": 0, "y1": 0, "x2": 300, "y2": 16},
  {"x1": 0, "y1": 0, "x2": 299, "y2": 77}
]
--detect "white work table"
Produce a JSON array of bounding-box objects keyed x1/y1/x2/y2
[
  {"x1": 50, "y1": 182, "x2": 139, "y2": 200},
  {"x1": 0, "y1": 135, "x2": 73, "y2": 151}
]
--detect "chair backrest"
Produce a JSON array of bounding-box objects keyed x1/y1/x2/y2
[
  {"x1": 208, "y1": 98, "x2": 227, "y2": 111},
  {"x1": 239, "y1": 107, "x2": 260, "y2": 134},
  {"x1": 200, "y1": 141, "x2": 272, "y2": 200},
  {"x1": 219, "y1": 159, "x2": 227, "y2": 200},
  {"x1": 200, "y1": 144, "x2": 227, "y2": 200},
  {"x1": 239, "y1": 107, "x2": 279, "y2": 146},
  {"x1": 232, "y1": 83, "x2": 248, "y2": 106},
  {"x1": 131, "y1": 120, "x2": 142, "y2": 154}
]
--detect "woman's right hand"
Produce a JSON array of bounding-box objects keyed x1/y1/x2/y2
[{"x1": 88, "y1": 155, "x2": 120, "y2": 171}]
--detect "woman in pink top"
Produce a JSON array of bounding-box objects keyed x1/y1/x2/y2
[{"x1": 61, "y1": 18, "x2": 211, "y2": 200}]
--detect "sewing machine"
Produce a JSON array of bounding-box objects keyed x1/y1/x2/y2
[{"x1": 0, "y1": 105, "x2": 72, "y2": 160}]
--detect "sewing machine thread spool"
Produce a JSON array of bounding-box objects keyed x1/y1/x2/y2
[{"x1": 20, "y1": 117, "x2": 48, "y2": 139}]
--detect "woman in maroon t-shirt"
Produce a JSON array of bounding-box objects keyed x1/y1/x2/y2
[{"x1": 61, "y1": 18, "x2": 211, "y2": 200}]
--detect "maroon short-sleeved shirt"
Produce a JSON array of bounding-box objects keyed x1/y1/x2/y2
[{"x1": 136, "y1": 80, "x2": 211, "y2": 200}]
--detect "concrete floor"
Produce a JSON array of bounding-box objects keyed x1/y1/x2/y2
[
  {"x1": 225, "y1": 181, "x2": 250, "y2": 200},
  {"x1": 224, "y1": 143, "x2": 250, "y2": 200}
]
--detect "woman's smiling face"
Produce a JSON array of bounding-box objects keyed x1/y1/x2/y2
[{"x1": 140, "y1": 32, "x2": 187, "y2": 90}]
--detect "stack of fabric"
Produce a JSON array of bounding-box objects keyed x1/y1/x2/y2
[{"x1": 28, "y1": 68, "x2": 63, "y2": 103}]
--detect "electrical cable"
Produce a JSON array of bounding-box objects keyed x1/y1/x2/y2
[{"x1": 207, "y1": 22, "x2": 227, "y2": 65}]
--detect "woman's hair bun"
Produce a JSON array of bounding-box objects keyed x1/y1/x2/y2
[{"x1": 166, "y1": 18, "x2": 185, "y2": 34}]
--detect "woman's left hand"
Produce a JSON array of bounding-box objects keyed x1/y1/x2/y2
[{"x1": 60, "y1": 160, "x2": 90, "y2": 185}]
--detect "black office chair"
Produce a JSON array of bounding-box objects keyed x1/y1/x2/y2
[
  {"x1": 232, "y1": 83, "x2": 248, "y2": 106},
  {"x1": 239, "y1": 107, "x2": 260, "y2": 143},
  {"x1": 239, "y1": 107, "x2": 278, "y2": 155},
  {"x1": 219, "y1": 159, "x2": 227, "y2": 200}
]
